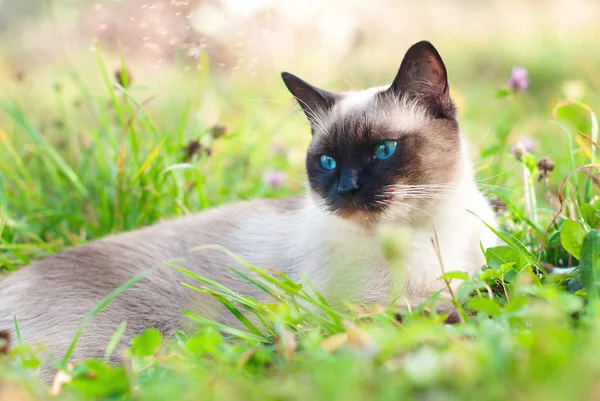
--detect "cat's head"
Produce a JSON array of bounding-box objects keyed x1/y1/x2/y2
[{"x1": 282, "y1": 41, "x2": 463, "y2": 224}]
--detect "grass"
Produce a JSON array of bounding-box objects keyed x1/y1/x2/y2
[{"x1": 1, "y1": 38, "x2": 600, "y2": 400}]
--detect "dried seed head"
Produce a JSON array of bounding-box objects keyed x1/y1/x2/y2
[
  {"x1": 210, "y1": 124, "x2": 227, "y2": 139},
  {"x1": 0, "y1": 330, "x2": 10, "y2": 355},
  {"x1": 443, "y1": 309, "x2": 461, "y2": 324},
  {"x1": 182, "y1": 139, "x2": 211, "y2": 162},
  {"x1": 490, "y1": 197, "x2": 507, "y2": 214},
  {"x1": 537, "y1": 156, "x2": 555, "y2": 181},
  {"x1": 394, "y1": 313, "x2": 403, "y2": 324},
  {"x1": 53, "y1": 119, "x2": 65, "y2": 130},
  {"x1": 182, "y1": 139, "x2": 201, "y2": 161},
  {"x1": 115, "y1": 67, "x2": 133, "y2": 88}
]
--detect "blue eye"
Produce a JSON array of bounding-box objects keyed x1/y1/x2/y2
[
  {"x1": 319, "y1": 155, "x2": 337, "y2": 170},
  {"x1": 373, "y1": 140, "x2": 397, "y2": 160}
]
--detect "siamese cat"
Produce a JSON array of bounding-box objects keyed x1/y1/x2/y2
[{"x1": 0, "y1": 41, "x2": 497, "y2": 380}]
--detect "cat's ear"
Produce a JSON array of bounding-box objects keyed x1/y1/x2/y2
[
  {"x1": 281, "y1": 72, "x2": 338, "y2": 125},
  {"x1": 390, "y1": 41, "x2": 453, "y2": 118}
]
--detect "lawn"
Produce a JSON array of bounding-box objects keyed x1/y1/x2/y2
[{"x1": 2, "y1": 1, "x2": 600, "y2": 399}]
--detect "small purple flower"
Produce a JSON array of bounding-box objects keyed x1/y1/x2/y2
[
  {"x1": 508, "y1": 67, "x2": 528, "y2": 92},
  {"x1": 510, "y1": 135, "x2": 537, "y2": 159},
  {"x1": 263, "y1": 170, "x2": 286, "y2": 189},
  {"x1": 271, "y1": 141, "x2": 288, "y2": 157}
]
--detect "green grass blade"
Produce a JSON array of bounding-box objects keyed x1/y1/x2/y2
[
  {"x1": 165, "y1": 262, "x2": 243, "y2": 299},
  {"x1": 2, "y1": 102, "x2": 89, "y2": 197},
  {"x1": 180, "y1": 283, "x2": 276, "y2": 337},
  {"x1": 469, "y1": 210, "x2": 543, "y2": 272},
  {"x1": 190, "y1": 245, "x2": 348, "y2": 325},
  {"x1": 229, "y1": 266, "x2": 277, "y2": 299},
  {"x1": 13, "y1": 314, "x2": 22, "y2": 345},
  {"x1": 182, "y1": 310, "x2": 266, "y2": 343},
  {"x1": 134, "y1": 139, "x2": 165, "y2": 180},
  {"x1": 179, "y1": 282, "x2": 268, "y2": 316},
  {"x1": 203, "y1": 289, "x2": 266, "y2": 338},
  {"x1": 580, "y1": 230, "x2": 600, "y2": 312},
  {"x1": 104, "y1": 321, "x2": 127, "y2": 361}
]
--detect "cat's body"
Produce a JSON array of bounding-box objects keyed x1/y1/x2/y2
[{"x1": 0, "y1": 41, "x2": 497, "y2": 380}]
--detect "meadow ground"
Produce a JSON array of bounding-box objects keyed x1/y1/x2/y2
[{"x1": 2, "y1": 0, "x2": 600, "y2": 399}]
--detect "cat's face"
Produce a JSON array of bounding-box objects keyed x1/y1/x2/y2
[{"x1": 282, "y1": 41, "x2": 462, "y2": 224}]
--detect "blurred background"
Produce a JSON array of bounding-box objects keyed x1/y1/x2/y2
[
  {"x1": 2, "y1": 0, "x2": 600, "y2": 150},
  {"x1": 2, "y1": 0, "x2": 599, "y2": 127},
  {"x1": 1, "y1": 0, "x2": 599, "y2": 254}
]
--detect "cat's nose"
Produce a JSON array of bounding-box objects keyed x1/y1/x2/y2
[{"x1": 337, "y1": 170, "x2": 360, "y2": 195}]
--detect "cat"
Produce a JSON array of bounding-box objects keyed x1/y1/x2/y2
[{"x1": 0, "y1": 40, "x2": 497, "y2": 380}]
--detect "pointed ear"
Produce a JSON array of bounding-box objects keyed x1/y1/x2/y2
[
  {"x1": 281, "y1": 72, "x2": 338, "y2": 125},
  {"x1": 390, "y1": 41, "x2": 453, "y2": 118}
]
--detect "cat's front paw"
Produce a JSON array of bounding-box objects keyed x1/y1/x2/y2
[{"x1": 394, "y1": 302, "x2": 464, "y2": 325}]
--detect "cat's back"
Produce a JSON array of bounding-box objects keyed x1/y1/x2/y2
[
  {"x1": 5, "y1": 195, "x2": 308, "y2": 283},
  {"x1": 130, "y1": 194, "x2": 308, "y2": 247}
]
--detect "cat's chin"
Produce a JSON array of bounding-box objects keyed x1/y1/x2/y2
[
  {"x1": 332, "y1": 208, "x2": 371, "y2": 220},
  {"x1": 318, "y1": 198, "x2": 438, "y2": 228},
  {"x1": 326, "y1": 205, "x2": 387, "y2": 228},
  {"x1": 346, "y1": 204, "x2": 442, "y2": 228},
  {"x1": 310, "y1": 194, "x2": 414, "y2": 227}
]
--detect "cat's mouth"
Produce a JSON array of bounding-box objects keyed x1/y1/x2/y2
[
  {"x1": 325, "y1": 192, "x2": 439, "y2": 224},
  {"x1": 326, "y1": 196, "x2": 384, "y2": 219}
]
